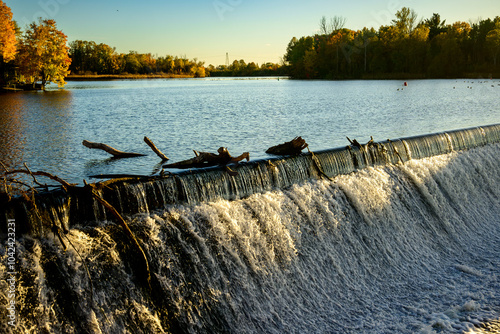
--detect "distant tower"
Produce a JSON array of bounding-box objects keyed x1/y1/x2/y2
[{"x1": 225, "y1": 52, "x2": 229, "y2": 67}]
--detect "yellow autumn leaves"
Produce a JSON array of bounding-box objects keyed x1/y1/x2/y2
[
  {"x1": 1, "y1": 1, "x2": 71, "y2": 88},
  {"x1": 0, "y1": 0, "x2": 16, "y2": 62}
]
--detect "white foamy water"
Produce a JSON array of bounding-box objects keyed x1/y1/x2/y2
[{"x1": 1, "y1": 143, "x2": 499, "y2": 333}]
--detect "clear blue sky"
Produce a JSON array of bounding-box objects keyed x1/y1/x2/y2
[{"x1": 7, "y1": 0, "x2": 500, "y2": 66}]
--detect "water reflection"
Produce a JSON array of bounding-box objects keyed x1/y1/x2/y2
[
  {"x1": 83, "y1": 158, "x2": 163, "y2": 178},
  {"x1": 0, "y1": 90, "x2": 73, "y2": 174},
  {"x1": 83, "y1": 157, "x2": 120, "y2": 176},
  {"x1": 0, "y1": 93, "x2": 28, "y2": 169}
]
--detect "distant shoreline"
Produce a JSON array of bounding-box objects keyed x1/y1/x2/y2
[
  {"x1": 64, "y1": 72, "x2": 499, "y2": 82},
  {"x1": 65, "y1": 73, "x2": 196, "y2": 81}
]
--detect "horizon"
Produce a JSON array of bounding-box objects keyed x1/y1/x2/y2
[{"x1": 6, "y1": 0, "x2": 500, "y2": 67}]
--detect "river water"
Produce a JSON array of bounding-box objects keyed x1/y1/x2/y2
[
  {"x1": 0, "y1": 78, "x2": 499, "y2": 183},
  {"x1": 1, "y1": 78, "x2": 500, "y2": 333}
]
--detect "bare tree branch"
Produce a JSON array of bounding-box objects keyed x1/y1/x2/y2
[
  {"x1": 144, "y1": 136, "x2": 169, "y2": 161},
  {"x1": 331, "y1": 16, "x2": 347, "y2": 32}
]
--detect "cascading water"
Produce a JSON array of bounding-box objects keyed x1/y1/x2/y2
[{"x1": 1, "y1": 125, "x2": 500, "y2": 333}]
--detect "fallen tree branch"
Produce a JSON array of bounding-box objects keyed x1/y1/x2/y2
[
  {"x1": 346, "y1": 136, "x2": 362, "y2": 149},
  {"x1": 1, "y1": 164, "x2": 151, "y2": 290},
  {"x1": 266, "y1": 137, "x2": 308, "y2": 155},
  {"x1": 387, "y1": 139, "x2": 404, "y2": 163},
  {"x1": 346, "y1": 136, "x2": 376, "y2": 151},
  {"x1": 2, "y1": 169, "x2": 75, "y2": 192},
  {"x1": 84, "y1": 181, "x2": 151, "y2": 288},
  {"x1": 307, "y1": 147, "x2": 334, "y2": 181},
  {"x1": 164, "y1": 147, "x2": 249, "y2": 171},
  {"x1": 144, "y1": 136, "x2": 169, "y2": 161},
  {"x1": 82, "y1": 140, "x2": 146, "y2": 158}
]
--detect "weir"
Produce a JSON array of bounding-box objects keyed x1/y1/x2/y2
[
  {"x1": 1, "y1": 124, "x2": 500, "y2": 333},
  {"x1": 1, "y1": 124, "x2": 500, "y2": 236}
]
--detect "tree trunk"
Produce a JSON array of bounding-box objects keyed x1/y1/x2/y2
[{"x1": 82, "y1": 140, "x2": 146, "y2": 158}]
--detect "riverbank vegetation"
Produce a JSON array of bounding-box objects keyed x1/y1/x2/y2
[
  {"x1": 2, "y1": 0, "x2": 500, "y2": 89},
  {"x1": 285, "y1": 9, "x2": 500, "y2": 79},
  {"x1": 207, "y1": 60, "x2": 286, "y2": 77},
  {"x1": 68, "y1": 40, "x2": 207, "y2": 78},
  {"x1": 66, "y1": 40, "x2": 286, "y2": 78},
  {"x1": 1, "y1": 1, "x2": 71, "y2": 89}
]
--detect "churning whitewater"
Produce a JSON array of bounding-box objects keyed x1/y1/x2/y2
[{"x1": 2, "y1": 143, "x2": 499, "y2": 333}]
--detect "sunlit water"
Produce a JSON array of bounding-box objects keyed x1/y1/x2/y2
[
  {"x1": 1, "y1": 79, "x2": 500, "y2": 333},
  {"x1": 1, "y1": 78, "x2": 499, "y2": 183}
]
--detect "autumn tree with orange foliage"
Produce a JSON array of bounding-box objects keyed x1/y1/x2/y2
[
  {"x1": 0, "y1": 0, "x2": 16, "y2": 63},
  {"x1": 16, "y1": 19, "x2": 71, "y2": 88}
]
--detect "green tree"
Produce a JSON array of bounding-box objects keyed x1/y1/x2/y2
[
  {"x1": 124, "y1": 51, "x2": 141, "y2": 74},
  {"x1": 407, "y1": 24, "x2": 429, "y2": 73},
  {"x1": 425, "y1": 13, "x2": 447, "y2": 40},
  {"x1": 195, "y1": 65, "x2": 205, "y2": 78},
  {"x1": 230, "y1": 59, "x2": 240, "y2": 72},
  {"x1": 303, "y1": 49, "x2": 317, "y2": 77},
  {"x1": 358, "y1": 28, "x2": 378, "y2": 73},
  {"x1": 469, "y1": 18, "x2": 497, "y2": 68},
  {"x1": 486, "y1": 23, "x2": 500, "y2": 66},
  {"x1": 69, "y1": 40, "x2": 96, "y2": 74},
  {"x1": 284, "y1": 36, "x2": 315, "y2": 78},
  {"x1": 174, "y1": 57, "x2": 185, "y2": 74},
  {"x1": 17, "y1": 19, "x2": 71, "y2": 88},
  {"x1": 378, "y1": 25, "x2": 403, "y2": 72},
  {"x1": 157, "y1": 55, "x2": 175, "y2": 73},
  {"x1": 427, "y1": 23, "x2": 468, "y2": 77},
  {"x1": 392, "y1": 7, "x2": 419, "y2": 37},
  {"x1": 388, "y1": 8, "x2": 424, "y2": 73},
  {"x1": 94, "y1": 43, "x2": 119, "y2": 74}
]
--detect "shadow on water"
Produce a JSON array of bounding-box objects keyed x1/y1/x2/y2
[
  {"x1": 83, "y1": 157, "x2": 119, "y2": 173},
  {"x1": 83, "y1": 157, "x2": 163, "y2": 178}
]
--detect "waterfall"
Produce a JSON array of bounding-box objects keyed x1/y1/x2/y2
[
  {"x1": 84, "y1": 123, "x2": 500, "y2": 216},
  {"x1": 1, "y1": 125, "x2": 500, "y2": 333},
  {"x1": 2, "y1": 124, "x2": 499, "y2": 235}
]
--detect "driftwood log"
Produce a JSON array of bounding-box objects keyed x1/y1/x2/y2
[
  {"x1": 266, "y1": 137, "x2": 308, "y2": 155},
  {"x1": 82, "y1": 140, "x2": 146, "y2": 158},
  {"x1": 163, "y1": 147, "x2": 249, "y2": 176},
  {"x1": 144, "y1": 137, "x2": 169, "y2": 161}
]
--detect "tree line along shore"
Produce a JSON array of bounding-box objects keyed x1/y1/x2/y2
[
  {"x1": 1, "y1": 1, "x2": 499, "y2": 90},
  {"x1": 285, "y1": 10, "x2": 500, "y2": 79}
]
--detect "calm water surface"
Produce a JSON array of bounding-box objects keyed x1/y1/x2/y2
[{"x1": 1, "y1": 78, "x2": 499, "y2": 184}]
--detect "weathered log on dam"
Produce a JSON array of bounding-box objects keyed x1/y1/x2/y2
[{"x1": 1, "y1": 124, "x2": 500, "y2": 236}]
